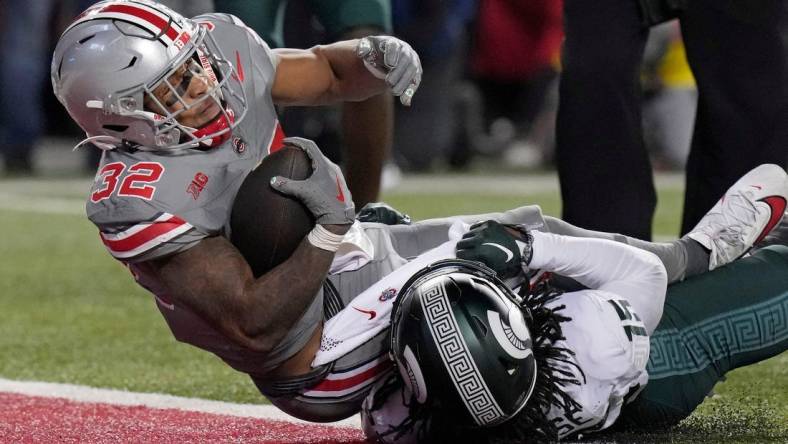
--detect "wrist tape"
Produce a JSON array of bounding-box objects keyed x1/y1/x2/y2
[{"x1": 307, "y1": 225, "x2": 345, "y2": 252}]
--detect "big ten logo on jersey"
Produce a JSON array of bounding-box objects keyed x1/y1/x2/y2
[
  {"x1": 607, "y1": 299, "x2": 649, "y2": 368},
  {"x1": 91, "y1": 162, "x2": 165, "y2": 203},
  {"x1": 187, "y1": 172, "x2": 209, "y2": 200}
]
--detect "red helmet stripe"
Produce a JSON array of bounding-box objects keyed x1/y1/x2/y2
[{"x1": 100, "y1": 4, "x2": 179, "y2": 41}]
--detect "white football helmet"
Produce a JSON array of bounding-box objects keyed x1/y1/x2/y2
[{"x1": 51, "y1": 0, "x2": 248, "y2": 151}]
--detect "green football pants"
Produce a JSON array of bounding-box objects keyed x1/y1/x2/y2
[{"x1": 616, "y1": 245, "x2": 788, "y2": 429}]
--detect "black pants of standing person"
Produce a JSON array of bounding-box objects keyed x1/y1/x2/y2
[{"x1": 556, "y1": 0, "x2": 788, "y2": 241}]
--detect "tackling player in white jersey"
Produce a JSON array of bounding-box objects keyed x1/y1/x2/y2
[{"x1": 359, "y1": 166, "x2": 788, "y2": 442}]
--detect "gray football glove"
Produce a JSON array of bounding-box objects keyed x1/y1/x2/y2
[
  {"x1": 356, "y1": 36, "x2": 422, "y2": 106},
  {"x1": 357, "y1": 202, "x2": 412, "y2": 225},
  {"x1": 456, "y1": 220, "x2": 533, "y2": 279},
  {"x1": 270, "y1": 137, "x2": 355, "y2": 226}
]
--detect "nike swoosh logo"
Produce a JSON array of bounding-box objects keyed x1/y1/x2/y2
[
  {"x1": 755, "y1": 196, "x2": 787, "y2": 244},
  {"x1": 353, "y1": 306, "x2": 376, "y2": 320},
  {"x1": 335, "y1": 175, "x2": 345, "y2": 203},
  {"x1": 751, "y1": 185, "x2": 763, "y2": 190},
  {"x1": 482, "y1": 242, "x2": 514, "y2": 262}
]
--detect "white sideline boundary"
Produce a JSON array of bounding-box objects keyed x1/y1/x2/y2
[
  {"x1": 0, "y1": 378, "x2": 361, "y2": 429},
  {"x1": 0, "y1": 193, "x2": 85, "y2": 215}
]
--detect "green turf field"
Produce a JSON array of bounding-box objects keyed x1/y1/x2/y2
[{"x1": 0, "y1": 176, "x2": 785, "y2": 442}]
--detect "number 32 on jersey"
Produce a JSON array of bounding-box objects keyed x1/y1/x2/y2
[{"x1": 91, "y1": 162, "x2": 165, "y2": 203}]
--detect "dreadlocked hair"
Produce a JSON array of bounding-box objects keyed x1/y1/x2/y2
[
  {"x1": 367, "y1": 372, "x2": 435, "y2": 443},
  {"x1": 414, "y1": 278, "x2": 586, "y2": 444}
]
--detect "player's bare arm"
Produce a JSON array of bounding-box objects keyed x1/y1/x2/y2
[
  {"x1": 147, "y1": 234, "x2": 336, "y2": 355},
  {"x1": 148, "y1": 137, "x2": 354, "y2": 363},
  {"x1": 271, "y1": 42, "x2": 380, "y2": 106},
  {"x1": 271, "y1": 36, "x2": 422, "y2": 106}
]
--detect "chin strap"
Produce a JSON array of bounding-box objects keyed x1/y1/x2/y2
[
  {"x1": 191, "y1": 107, "x2": 235, "y2": 148},
  {"x1": 73, "y1": 135, "x2": 123, "y2": 151}
]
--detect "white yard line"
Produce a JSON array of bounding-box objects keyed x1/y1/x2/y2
[
  {"x1": 0, "y1": 178, "x2": 91, "y2": 215},
  {"x1": 0, "y1": 178, "x2": 92, "y2": 196},
  {"x1": 0, "y1": 377, "x2": 361, "y2": 428},
  {"x1": 0, "y1": 193, "x2": 85, "y2": 215}
]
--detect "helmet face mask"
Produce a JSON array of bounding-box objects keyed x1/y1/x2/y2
[
  {"x1": 51, "y1": 0, "x2": 248, "y2": 151},
  {"x1": 390, "y1": 259, "x2": 538, "y2": 429},
  {"x1": 140, "y1": 44, "x2": 240, "y2": 148}
]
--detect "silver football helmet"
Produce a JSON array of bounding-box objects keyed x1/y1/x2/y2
[{"x1": 51, "y1": 0, "x2": 248, "y2": 151}]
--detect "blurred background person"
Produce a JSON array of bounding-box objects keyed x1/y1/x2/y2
[
  {"x1": 641, "y1": 20, "x2": 697, "y2": 170},
  {"x1": 0, "y1": 0, "x2": 212, "y2": 176},
  {"x1": 449, "y1": 0, "x2": 563, "y2": 171},
  {"x1": 0, "y1": 0, "x2": 62, "y2": 175},
  {"x1": 212, "y1": 0, "x2": 393, "y2": 208},
  {"x1": 556, "y1": 0, "x2": 788, "y2": 241},
  {"x1": 388, "y1": 0, "x2": 477, "y2": 172},
  {"x1": 158, "y1": 0, "x2": 214, "y2": 16}
]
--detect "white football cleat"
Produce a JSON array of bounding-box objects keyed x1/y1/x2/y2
[{"x1": 687, "y1": 164, "x2": 788, "y2": 270}]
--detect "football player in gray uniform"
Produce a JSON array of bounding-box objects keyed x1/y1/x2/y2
[{"x1": 50, "y1": 0, "x2": 419, "y2": 417}]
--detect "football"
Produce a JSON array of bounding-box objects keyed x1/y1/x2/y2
[{"x1": 230, "y1": 146, "x2": 315, "y2": 277}]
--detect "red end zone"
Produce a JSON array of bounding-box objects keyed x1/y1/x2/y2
[{"x1": 0, "y1": 392, "x2": 366, "y2": 443}]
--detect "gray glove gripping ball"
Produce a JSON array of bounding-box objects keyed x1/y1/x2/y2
[{"x1": 270, "y1": 137, "x2": 355, "y2": 226}]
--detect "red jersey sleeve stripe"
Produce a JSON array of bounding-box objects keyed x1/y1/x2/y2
[
  {"x1": 100, "y1": 213, "x2": 184, "y2": 242},
  {"x1": 100, "y1": 213, "x2": 171, "y2": 241},
  {"x1": 100, "y1": 214, "x2": 192, "y2": 258},
  {"x1": 304, "y1": 356, "x2": 392, "y2": 397}
]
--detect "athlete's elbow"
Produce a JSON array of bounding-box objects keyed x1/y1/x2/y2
[
  {"x1": 326, "y1": 81, "x2": 380, "y2": 104},
  {"x1": 231, "y1": 324, "x2": 280, "y2": 354},
  {"x1": 642, "y1": 252, "x2": 667, "y2": 333},
  {"x1": 244, "y1": 337, "x2": 278, "y2": 355},
  {"x1": 221, "y1": 310, "x2": 282, "y2": 354},
  {"x1": 641, "y1": 250, "x2": 668, "y2": 288}
]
